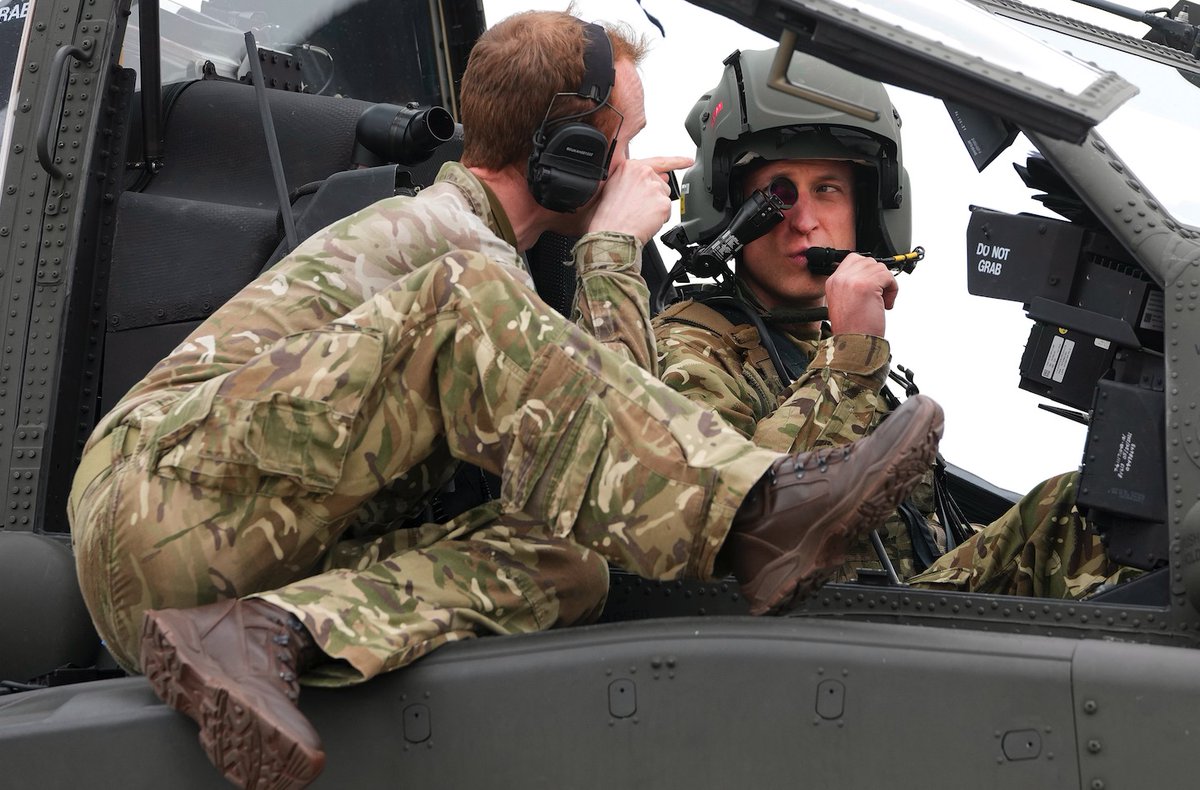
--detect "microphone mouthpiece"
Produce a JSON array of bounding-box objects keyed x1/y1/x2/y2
[{"x1": 805, "y1": 247, "x2": 851, "y2": 275}]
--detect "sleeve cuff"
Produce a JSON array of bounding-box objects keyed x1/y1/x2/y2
[
  {"x1": 813, "y1": 334, "x2": 891, "y2": 378},
  {"x1": 572, "y1": 232, "x2": 643, "y2": 274}
]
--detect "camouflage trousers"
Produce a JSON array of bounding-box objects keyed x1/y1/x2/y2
[
  {"x1": 907, "y1": 471, "x2": 1139, "y2": 598},
  {"x1": 70, "y1": 251, "x2": 778, "y2": 684}
]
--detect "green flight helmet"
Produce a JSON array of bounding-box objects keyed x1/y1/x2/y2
[{"x1": 679, "y1": 47, "x2": 911, "y2": 257}]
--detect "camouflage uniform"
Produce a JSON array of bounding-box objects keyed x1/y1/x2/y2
[
  {"x1": 653, "y1": 293, "x2": 1131, "y2": 595},
  {"x1": 654, "y1": 294, "x2": 941, "y2": 581},
  {"x1": 909, "y1": 471, "x2": 1139, "y2": 597},
  {"x1": 69, "y1": 163, "x2": 781, "y2": 684}
]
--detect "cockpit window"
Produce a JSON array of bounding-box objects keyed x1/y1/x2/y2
[
  {"x1": 0, "y1": 0, "x2": 31, "y2": 190},
  {"x1": 122, "y1": 0, "x2": 448, "y2": 109},
  {"x1": 845, "y1": 0, "x2": 1106, "y2": 94},
  {"x1": 0, "y1": 0, "x2": 30, "y2": 117},
  {"x1": 1016, "y1": 22, "x2": 1200, "y2": 225}
]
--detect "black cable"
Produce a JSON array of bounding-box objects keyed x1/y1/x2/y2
[{"x1": 700, "y1": 295, "x2": 793, "y2": 384}]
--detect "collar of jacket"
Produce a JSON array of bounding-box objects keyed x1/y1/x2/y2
[
  {"x1": 730, "y1": 279, "x2": 825, "y2": 345},
  {"x1": 433, "y1": 162, "x2": 519, "y2": 249}
]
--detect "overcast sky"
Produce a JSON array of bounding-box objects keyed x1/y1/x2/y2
[{"x1": 481, "y1": 0, "x2": 1177, "y2": 496}]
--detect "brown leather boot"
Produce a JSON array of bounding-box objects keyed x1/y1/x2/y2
[
  {"x1": 140, "y1": 598, "x2": 325, "y2": 790},
  {"x1": 727, "y1": 393, "x2": 944, "y2": 615}
]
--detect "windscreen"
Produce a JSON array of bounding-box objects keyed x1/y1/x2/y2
[
  {"x1": 848, "y1": 0, "x2": 1105, "y2": 95},
  {"x1": 123, "y1": 0, "x2": 447, "y2": 107},
  {"x1": 1024, "y1": 24, "x2": 1200, "y2": 225},
  {"x1": 774, "y1": 0, "x2": 1138, "y2": 143},
  {"x1": 0, "y1": 0, "x2": 31, "y2": 191}
]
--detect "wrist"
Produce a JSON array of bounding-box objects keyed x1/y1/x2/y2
[{"x1": 573, "y1": 232, "x2": 642, "y2": 273}]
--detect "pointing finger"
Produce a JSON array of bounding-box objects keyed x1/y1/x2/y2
[{"x1": 638, "y1": 155, "x2": 694, "y2": 173}]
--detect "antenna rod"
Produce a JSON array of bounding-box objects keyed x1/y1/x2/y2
[
  {"x1": 1069, "y1": 0, "x2": 1193, "y2": 34},
  {"x1": 1070, "y1": 0, "x2": 1150, "y2": 23},
  {"x1": 244, "y1": 31, "x2": 299, "y2": 252}
]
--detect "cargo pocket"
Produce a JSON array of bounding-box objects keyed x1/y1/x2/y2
[
  {"x1": 150, "y1": 376, "x2": 260, "y2": 493},
  {"x1": 245, "y1": 394, "x2": 355, "y2": 493},
  {"x1": 152, "y1": 324, "x2": 385, "y2": 496},
  {"x1": 501, "y1": 344, "x2": 607, "y2": 536}
]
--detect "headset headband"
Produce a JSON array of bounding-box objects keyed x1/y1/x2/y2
[{"x1": 578, "y1": 23, "x2": 615, "y2": 104}]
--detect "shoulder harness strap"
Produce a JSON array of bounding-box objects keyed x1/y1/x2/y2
[{"x1": 657, "y1": 300, "x2": 785, "y2": 393}]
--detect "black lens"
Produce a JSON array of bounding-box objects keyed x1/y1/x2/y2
[{"x1": 766, "y1": 176, "x2": 797, "y2": 209}]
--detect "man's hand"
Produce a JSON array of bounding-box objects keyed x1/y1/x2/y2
[
  {"x1": 587, "y1": 156, "x2": 693, "y2": 243},
  {"x1": 823, "y1": 252, "x2": 898, "y2": 337}
]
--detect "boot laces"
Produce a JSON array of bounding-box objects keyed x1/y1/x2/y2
[
  {"x1": 261, "y1": 614, "x2": 308, "y2": 698},
  {"x1": 766, "y1": 442, "x2": 857, "y2": 486},
  {"x1": 792, "y1": 445, "x2": 853, "y2": 479}
]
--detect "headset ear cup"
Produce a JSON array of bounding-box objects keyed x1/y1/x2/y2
[
  {"x1": 527, "y1": 122, "x2": 610, "y2": 212},
  {"x1": 527, "y1": 21, "x2": 616, "y2": 213}
]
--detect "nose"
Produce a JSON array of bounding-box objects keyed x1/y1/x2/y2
[{"x1": 784, "y1": 197, "x2": 819, "y2": 236}]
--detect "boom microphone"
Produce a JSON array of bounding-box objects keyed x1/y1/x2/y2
[{"x1": 806, "y1": 246, "x2": 925, "y2": 276}]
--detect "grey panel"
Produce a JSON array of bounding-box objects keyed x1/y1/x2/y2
[
  {"x1": 0, "y1": 619, "x2": 1094, "y2": 789},
  {"x1": 0, "y1": 532, "x2": 98, "y2": 680},
  {"x1": 1072, "y1": 638, "x2": 1200, "y2": 788}
]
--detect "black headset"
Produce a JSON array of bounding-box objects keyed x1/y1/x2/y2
[{"x1": 527, "y1": 22, "x2": 622, "y2": 213}]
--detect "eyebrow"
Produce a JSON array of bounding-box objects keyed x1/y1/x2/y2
[
  {"x1": 811, "y1": 170, "x2": 853, "y2": 183},
  {"x1": 762, "y1": 169, "x2": 852, "y2": 187}
]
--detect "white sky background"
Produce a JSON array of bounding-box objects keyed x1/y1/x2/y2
[{"x1": 481, "y1": 0, "x2": 1166, "y2": 495}]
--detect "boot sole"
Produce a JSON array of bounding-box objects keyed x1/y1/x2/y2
[
  {"x1": 141, "y1": 613, "x2": 325, "y2": 790},
  {"x1": 749, "y1": 398, "x2": 945, "y2": 615}
]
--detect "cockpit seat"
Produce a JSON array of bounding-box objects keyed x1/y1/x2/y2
[{"x1": 101, "y1": 78, "x2": 457, "y2": 416}]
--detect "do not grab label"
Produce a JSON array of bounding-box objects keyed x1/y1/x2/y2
[
  {"x1": 975, "y1": 242, "x2": 1010, "y2": 276},
  {"x1": 0, "y1": 2, "x2": 30, "y2": 24}
]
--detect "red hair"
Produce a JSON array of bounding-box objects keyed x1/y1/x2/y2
[{"x1": 460, "y1": 11, "x2": 647, "y2": 170}]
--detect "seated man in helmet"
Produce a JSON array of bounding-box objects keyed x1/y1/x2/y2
[
  {"x1": 68, "y1": 16, "x2": 943, "y2": 790},
  {"x1": 655, "y1": 46, "x2": 1137, "y2": 597}
]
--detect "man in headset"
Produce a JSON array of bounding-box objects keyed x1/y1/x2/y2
[
  {"x1": 655, "y1": 48, "x2": 1137, "y2": 597},
  {"x1": 68, "y1": 13, "x2": 942, "y2": 789}
]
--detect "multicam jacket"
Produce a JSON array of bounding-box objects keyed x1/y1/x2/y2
[
  {"x1": 87, "y1": 162, "x2": 656, "y2": 538},
  {"x1": 653, "y1": 292, "x2": 944, "y2": 580}
]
